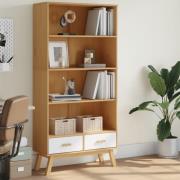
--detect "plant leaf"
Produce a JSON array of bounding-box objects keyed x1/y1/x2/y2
[
  {"x1": 158, "y1": 101, "x2": 169, "y2": 109},
  {"x1": 129, "y1": 101, "x2": 157, "y2": 114},
  {"x1": 157, "y1": 119, "x2": 171, "y2": 141},
  {"x1": 148, "y1": 72, "x2": 166, "y2": 97},
  {"x1": 139, "y1": 101, "x2": 155, "y2": 109},
  {"x1": 169, "y1": 61, "x2": 180, "y2": 88},
  {"x1": 148, "y1": 65, "x2": 160, "y2": 75},
  {"x1": 169, "y1": 91, "x2": 180, "y2": 102},
  {"x1": 129, "y1": 107, "x2": 139, "y2": 114},
  {"x1": 160, "y1": 68, "x2": 169, "y2": 90},
  {"x1": 175, "y1": 80, "x2": 180, "y2": 90},
  {"x1": 175, "y1": 97, "x2": 180, "y2": 109},
  {"x1": 176, "y1": 111, "x2": 180, "y2": 119}
]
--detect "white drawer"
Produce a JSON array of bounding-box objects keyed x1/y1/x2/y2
[
  {"x1": 84, "y1": 132, "x2": 116, "y2": 150},
  {"x1": 49, "y1": 136, "x2": 83, "y2": 154}
]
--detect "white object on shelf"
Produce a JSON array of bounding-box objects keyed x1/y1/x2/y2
[
  {"x1": 84, "y1": 132, "x2": 116, "y2": 150},
  {"x1": 49, "y1": 136, "x2": 83, "y2": 154},
  {"x1": 0, "y1": 63, "x2": 10, "y2": 72}
]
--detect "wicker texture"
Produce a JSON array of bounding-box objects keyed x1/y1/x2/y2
[
  {"x1": 76, "y1": 116, "x2": 103, "y2": 133},
  {"x1": 50, "y1": 118, "x2": 76, "y2": 135}
]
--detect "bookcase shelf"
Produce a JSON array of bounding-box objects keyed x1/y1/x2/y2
[
  {"x1": 49, "y1": 99, "x2": 116, "y2": 105},
  {"x1": 49, "y1": 67, "x2": 117, "y2": 72},
  {"x1": 49, "y1": 35, "x2": 117, "y2": 38},
  {"x1": 33, "y1": 2, "x2": 118, "y2": 175}
]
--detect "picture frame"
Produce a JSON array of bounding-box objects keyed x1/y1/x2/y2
[
  {"x1": 49, "y1": 41, "x2": 69, "y2": 68},
  {"x1": 0, "y1": 18, "x2": 14, "y2": 72}
]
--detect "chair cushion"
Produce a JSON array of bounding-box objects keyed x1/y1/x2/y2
[{"x1": 0, "y1": 141, "x2": 13, "y2": 155}]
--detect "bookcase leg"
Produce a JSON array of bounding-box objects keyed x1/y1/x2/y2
[
  {"x1": 45, "y1": 156, "x2": 54, "y2": 176},
  {"x1": 109, "y1": 150, "x2": 116, "y2": 167},
  {"x1": 98, "y1": 154, "x2": 104, "y2": 164},
  {"x1": 34, "y1": 154, "x2": 42, "y2": 171}
]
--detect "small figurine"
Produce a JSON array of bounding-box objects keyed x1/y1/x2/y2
[
  {"x1": 62, "y1": 77, "x2": 76, "y2": 95},
  {"x1": 84, "y1": 49, "x2": 96, "y2": 64}
]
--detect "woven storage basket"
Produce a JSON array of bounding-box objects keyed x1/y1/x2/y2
[
  {"x1": 50, "y1": 117, "x2": 76, "y2": 135},
  {"x1": 76, "y1": 116, "x2": 103, "y2": 133}
]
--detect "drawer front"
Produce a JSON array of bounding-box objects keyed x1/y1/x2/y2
[
  {"x1": 49, "y1": 136, "x2": 83, "y2": 154},
  {"x1": 11, "y1": 147, "x2": 32, "y2": 161},
  {"x1": 84, "y1": 132, "x2": 116, "y2": 150},
  {"x1": 10, "y1": 160, "x2": 32, "y2": 178}
]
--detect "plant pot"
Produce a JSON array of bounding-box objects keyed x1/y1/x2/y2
[
  {"x1": 158, "y1": 138, "x2": 179, "y2": 158},
  {"x1": 0, "y1": 63, "x2": 10, "y2": 72}
]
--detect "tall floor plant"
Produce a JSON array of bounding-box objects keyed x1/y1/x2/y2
[{"x1": 129, "y1": 62, "x2": 180, "y2": 141}]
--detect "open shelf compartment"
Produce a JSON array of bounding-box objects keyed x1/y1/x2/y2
[{"x1": 49, "y1": 4, "x2": 117, "y2": 36}]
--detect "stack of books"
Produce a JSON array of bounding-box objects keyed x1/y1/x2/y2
[
  {"x1": 49, "y1": 94, "x2": 82, "y2": 101},
  {"x1": 83, "y1": 71, "x2": 115, "y2": 99},
  {"x1": 85, "y1": 7, "x2": 114, "y2": 36}
]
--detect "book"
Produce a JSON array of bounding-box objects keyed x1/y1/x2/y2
[
  {"x1": 108, "y1": 72, "x2": 115, "y2": 98},
  {"x1": 83, "y1": 70, "x2": 115, "y2": 100},
  {"x1": 86, "y1": 7, "x2": 113, "y2": 36},
  {"x1": 80, "y1": 64, "x2": 106, "y2": 68},
  {"x1": 94, "y1": 7, "x2": 107, "y2": 35},
  {"x1": 109, "y1": 9, "x2": 114, "y2": 36},
  {"x1": 107, "y1": 74, "x2": 111, "y2": 99},
  {"x1": 96, "y1": 72, "x2": 105, "y2": 99},
  {"x1": 85, "y1": 9, "x2": 101, "y2": 35},
  {"x1": 83, "y1": 71, "x2": 100, "y2": 99},
  {"x1": 49, "y1": 94, "x2": 81, "y2": 101}
]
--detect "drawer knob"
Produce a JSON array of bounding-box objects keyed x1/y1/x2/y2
[
  {"x1": 61, "y1": 143, "x2": 72, "y2": 147},
  {"x1": 95, "y1": 140, "x2": 106, "y2": 144}
]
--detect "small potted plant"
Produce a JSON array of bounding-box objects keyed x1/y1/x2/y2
[{"x1": 129, "y1": 61, "x2": 180, "y2": 158}]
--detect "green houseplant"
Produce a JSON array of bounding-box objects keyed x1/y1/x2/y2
[{"x1": 129, "y1": 61, "x2": 180, "y2": 157}]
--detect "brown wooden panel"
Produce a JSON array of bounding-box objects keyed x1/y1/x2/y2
[
  {"x1": 101, "y1": 101, "x2": 117, "y2": 130},
  {"x1": 33, "y1": 3, "x2": 49, "y2": 155}
]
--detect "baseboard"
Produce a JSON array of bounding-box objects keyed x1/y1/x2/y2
[{"x1": 115, "y1": 141, "x2": 158, "y2": 159}]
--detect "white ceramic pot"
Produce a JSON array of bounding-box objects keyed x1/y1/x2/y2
[
  {"x1": 158, "y1": 138, "x2": 179, "y2": 158},
  {"x1": 0, "y1": 63, "x2": 10, "y2": 72}
]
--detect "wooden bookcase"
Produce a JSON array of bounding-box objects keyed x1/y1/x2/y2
[{"x1": 33, "y1": 2, "x2": 118, "y2": 175}]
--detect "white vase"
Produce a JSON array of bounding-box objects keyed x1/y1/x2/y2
[
  {"x1": 158, "y1": 138, "x2": 179, "y2": 158},
  {"x1": 0, "y1": 63, "x2": 10, "y2": 72}
]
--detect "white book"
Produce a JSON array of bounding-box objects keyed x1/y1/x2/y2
[
  {"x1": 108, "y1": 72, "x2": 115, "y2": 98},
  {"x1": 96, "y1": 71, "x2": 105, "y2": 99},
  {"x1": 85, "y1": 9, "x2": 101, "y2": 35},
  {"x1": 109, "y1": 9, "x2": 114, "y2": 36},
  {"x1": 107, "y1": 74, "x2": 111, "y2": 99},
  {"x1": 98, "y1": 10, "x2": 103, "y2": 35},
  {"x1": 102, "y1": 7, "x2": 107, "y2": 35},
  {"x1": 94, "y1": 7, "x2": 107, "y2": 35},
  {"x1": 107, "y1": 11, "x2": 110, "y2": 35},
  {"x1": 103, "y1": 71, "x2": 108, "y2": 99},
  {"x1": 83, "y1": 71, "x2": 100, "y2": 99}
]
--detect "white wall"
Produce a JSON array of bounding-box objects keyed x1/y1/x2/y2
[{"x1": 0, "y1": 0, "x2": 180, "y2": 162}]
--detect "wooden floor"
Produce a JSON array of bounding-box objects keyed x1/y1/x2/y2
[{"x1": 22, "y1": 155, "x2": 180, "y2": 180}]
